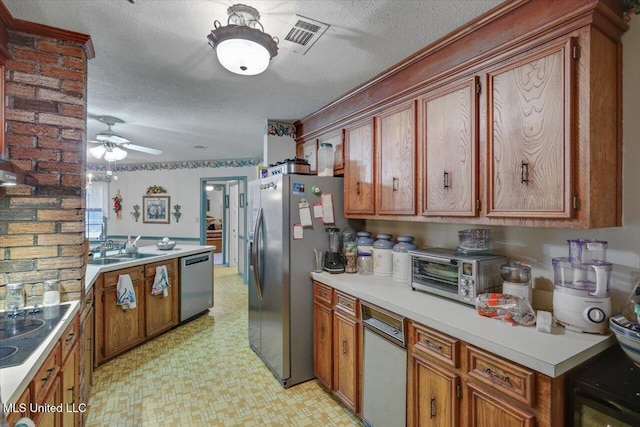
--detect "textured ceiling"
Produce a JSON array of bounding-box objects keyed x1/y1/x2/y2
[{"x1": 4, "y1": 0, "x2": 503, "y2": 165}]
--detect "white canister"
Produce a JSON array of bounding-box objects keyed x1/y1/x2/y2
[
  {"x1": 392, "y1": 236, "x2": 418, "y2": 282},
  {"x1": 317, "y1": 143, "x2": 334, "y2": 177},
  {"x1": 43, "y1": 279, "x2": 61, "y2": 306},
  {"x1": 372, "y1": 234, "x2": 394, "y2": 276}
]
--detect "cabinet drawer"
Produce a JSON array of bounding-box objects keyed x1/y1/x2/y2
[
  {"x1": 334, "y1": 291, "x2": 358, "y2": 318},
  {"x1": 31, "y1": 342, "x2": 60, "y2": 403},
  {"x1": 144, "y1": 259, "x2": 177, "y2": 278},
  {"x1": 467, "y1": 345, "x2": 535, "y2": 406},
  {"x1": 60, "y1": 314, "x2": 79, "y2": 363},
  {"x1": 104, "y1": 266, "x2": 144, "y2": 288},
  {"x1": 410, "y1": 322, "x2": 460, "y2": 368},
  {"x1": 313, "y1": 282, "x2": 332, "y2": 306}
]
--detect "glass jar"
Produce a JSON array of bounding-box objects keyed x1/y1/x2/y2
[
  {"x1": 356, "y1": 231, "x2": 374, "y2": 255},
  {"x1": 358, "y1": 253, "x2": 373, "y2": 275},
  {"x1": 392, "y1": 236, "x2": 418, "y2": 282},
  {"x1": 344, "y1": 242, "x2": 358, "y2": 274},
  {"x1": 5, "y1": 283, "x2": 24, "y2": 311},
  {"x1": 43, "y1": 279, "x2": 61, "y2": 307},
  {"x1": 372, "y1": 234, "x2": 394, "y2": 276},
  {"x1": 317, "y1": 143, "x2": 334, "y2": 177}
]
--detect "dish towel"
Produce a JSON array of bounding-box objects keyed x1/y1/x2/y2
[
  {"x1": 116, "y1": 274, "x2": 137, "y2": 309},
  {"x1": 151, "y1": 265, "x2": 170, "y2": 297}
]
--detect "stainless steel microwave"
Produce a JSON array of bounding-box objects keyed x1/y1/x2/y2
[{"x1": 409, "y1": 248, "x2": 506, "y2": 306}]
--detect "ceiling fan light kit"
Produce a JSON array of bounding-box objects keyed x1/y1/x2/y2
[
  {"x1": 89, "y1": 115, "x2": 162, "y2": 162},
  {"x1": 207, "y1": 4, "x2": 279, "y2": 76}
]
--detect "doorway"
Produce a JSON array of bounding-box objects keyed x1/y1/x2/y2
[{"x1": 200, "y1": 177, "x2": 248, "y2": 283}]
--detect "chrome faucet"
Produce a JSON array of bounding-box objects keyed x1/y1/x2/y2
[{"x1": 99, "y1": 239, "x2": 113, "y2": 258}]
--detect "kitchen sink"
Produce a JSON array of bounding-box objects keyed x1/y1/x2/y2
[
  {"x1": 112, "y1": 253, "x2": 158, "y2": 259},
  {"x1": 0, "y1": 318, "x2": 45, "y2": 340},
  {"x1": 0, "y1": 346, "x2": 18, "y2": 361},
  {"x1": 88, "y1": 257, "x2": 126, "y2": 265}
]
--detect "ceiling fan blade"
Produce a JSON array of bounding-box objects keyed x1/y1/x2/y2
[
  {"x1": 107, "y1": 134, "x2": 130, "y2": 144},
  {"x1": 88, "y1": 140, "x2": 102, "y2": 144},
  {"x1": 122, "y1": 143, "x2": 162, "y2": 155}
]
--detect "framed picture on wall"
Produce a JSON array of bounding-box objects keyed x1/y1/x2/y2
[{"x1": 143, "y1": 195, "x2": 170, "y2": 224}]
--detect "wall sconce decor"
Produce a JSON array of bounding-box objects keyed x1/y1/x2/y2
[
  {"x1": 172, "y1": 204, "x2": 182, "y2": 223},
  {"x1": 131, "y1": 204, "x2": 141, "y2": 222}
]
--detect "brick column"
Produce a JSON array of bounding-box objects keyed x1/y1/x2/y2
[{"x1": 0, "y1": 30, "x2": 88, "y2": 302}]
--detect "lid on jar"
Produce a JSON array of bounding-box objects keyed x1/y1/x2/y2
[
  {"x1": 396, "y1": 236, "x2": 415, "y2": 242},
  {"x1": 356, "y1": 231, "x2": 371, "y2": 237},
  {"x1": 320, "y1": 142, "x2": 333, "y2": 148},
  {"x1": 375, "y1": 234, "x2": 392, "y2": 240},
  {"x1": 358, "y1": 252, "x2": 372, "y2": 257},
  {"x1": 373, "y1": 239, "x2": 394, "y2": 249}
]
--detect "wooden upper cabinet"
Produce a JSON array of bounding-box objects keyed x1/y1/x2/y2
[
  {"x1": 486, "y1": 37, "x2": 575, "y2": 219},
  {"x1": 344, "y1": 118, "x2": 375, "y2": 215},
  {"x1": 421, "y1": 76, "x2": 479, "y2": 217},
  {"x1": 376, "y1": 101, "x2": 417, "y2": 215}
]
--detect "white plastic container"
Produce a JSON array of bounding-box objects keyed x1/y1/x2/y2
[
  {"x1": 43, "y1": 279, "x2": 61, "y2": 307},
  {"x1": 317, "y1": 143, "x2": 334, "y2": 177}
]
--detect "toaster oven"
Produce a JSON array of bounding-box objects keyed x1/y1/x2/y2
[{"x1": 409, "y1": 248, "x2": 506, "y2": 305}]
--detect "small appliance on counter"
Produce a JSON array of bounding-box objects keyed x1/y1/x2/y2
[
  {"x1": 552, "y1": 239, "x2": 612, "y2": 333},
  {"x1": 409, "y1": 248, "x2": 505, "y2": 306},
  {"x1": 264, "y1": 157, "x2": 311, "y2": 176},
  {"x1": 500, "y1": 261, "x2": 532, "y2": 301},
  {"x1": 324, "y1": 227, "x2": 344, "y2": 273}
]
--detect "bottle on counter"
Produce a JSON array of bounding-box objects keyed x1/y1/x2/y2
[
  {"x1": 358, "y1": 252, "x2": 373, "y2": 275},
  {"x1": 43, "y1": 279, "x2": 61, "y2": 307},
  {"x1": 5, "y1": 283, "x2": 24, "y2": 311},
  {"x1": 392, "y1": 236, "x2": 418, "y2": 282},
  {"x1": 356, "y1": 231, "x2": 374, "y2": 255},
  {"x1": 372, "y1": 234, "x2": 394, "y2": 276},
  {"x1": 317, "y1": 143, "x2": 334, "y2": 177}
]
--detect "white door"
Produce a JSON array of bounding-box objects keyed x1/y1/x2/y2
[{"x1": 229, "y1": 182, "x2": 239, "y2": 267}]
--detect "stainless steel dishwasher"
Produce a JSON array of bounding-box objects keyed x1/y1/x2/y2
[
  {"x1": 361, "y1": 301, "x2": 406, "y2": 427},
  {"x1": 180, "y1": 252, "x2": 213, "y2": 322}
]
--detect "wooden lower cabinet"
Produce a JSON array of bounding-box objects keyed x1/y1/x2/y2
[
  {"x1": 6, "y1": 387, "x2": 30, "y2": 425},
  {"x1": 467, "y1": 382, "x2": 534, "y2": 427},
  {"x1": 333, "y1": 310, "x2": 359, "y2": 413},
  {"x1": 144, "y1": 259, "x2": 179, "y2": 337},
  {"x1": 60, "y1": 342, "x2": 79, "y2": 427},
  {"x1": 313, "y1": 298, "x2": 333, "y2": 388},
  {"x1": 31, "y1": 377, "x2": 61, "y2": 427},
  {"x1": 312, "y1": 282, "x2": 361, "y2": 415},
  {"x1": 408, "y1": 353, "x2": 461, "y2": 427},
  {"x1": 95, "y1": 266, "x2": 145, "y2": 364}
]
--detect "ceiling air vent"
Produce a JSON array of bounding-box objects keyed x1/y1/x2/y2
[{"x1": 280, "y1": 15, "x2": 329, "y2": 55}]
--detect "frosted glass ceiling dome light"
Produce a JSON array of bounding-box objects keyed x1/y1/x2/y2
[
  {"x1": 89, "y1": 145, "x2": 106, "y2": 159},
  {"x1": 104, "y1": 146, "x2": 127, "y2": 162},
  {"x1": 207, "y1": 4, "x2": 278, "y2": 76}
]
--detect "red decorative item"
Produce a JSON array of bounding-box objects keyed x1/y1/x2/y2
[{"x1": 113, "y1": 190, "x2": 123, "y2": 219}]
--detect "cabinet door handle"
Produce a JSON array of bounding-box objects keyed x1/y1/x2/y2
[
  {"x1": 356, "y1": 181, "x2": 360, "y2": 195},
  {"x1": 423, "y1": 338, "x2": 443, "y2": 353},
  {"x1": 443, "y1": 171, "x2": 450, "y2": 190},
  {"x1": 392, "y1": 177, "x2": 399, "y2": 192},
  {"x1": 65, "y1": 332, "x2": 75, "y2": 343},
  {"x1": 342, "y1": 339, "x2": 347, "y2": 355},
  {"x1": 520, "y1": 161, "x2": 529, "y2": 184},
  {"x1": 430, "y1": 396, "x2": 436, "y2": 419},
  {"x1": 320, "y1": 325, "x2": 325, "y2": 339},
  {"x1": 42, "y1": 368, "x2": 54, "y2": 383},
  {"x1": 68, "y1": 385, "x2": 75, "y2": 402}
]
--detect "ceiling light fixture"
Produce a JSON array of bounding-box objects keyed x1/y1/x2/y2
[
  {"x1": 207, "y1": 4, "x2": 279, "y2": 76},
  {"x1": 90, "y1": 142, "x2": 128, "y2": 161}
]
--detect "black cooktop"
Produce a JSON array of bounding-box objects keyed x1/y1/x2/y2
[{"x1": 0, "y1": 304, "x2": 70, "y2": 368}]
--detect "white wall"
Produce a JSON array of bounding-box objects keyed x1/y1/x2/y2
[
  {"x1": 206, "y1": 187, "x2": 224, "y2": 219},
  {"x1": 364, "y1": 19, "x2": 640, "y2": 314},
  {"x1": 105, "y1": 165, "x2": 256, "y2": 241},
  {"x1": 264, "y1": 132, "x2": 296, "y2": 165}
]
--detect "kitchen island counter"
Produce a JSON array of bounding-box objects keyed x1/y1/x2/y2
[
  {"x1": 311, "y1": 272, "x2": 615, "y2": 378},
  {"x1": 85, "y1": 244, "x2": 215, "y2": 291}
]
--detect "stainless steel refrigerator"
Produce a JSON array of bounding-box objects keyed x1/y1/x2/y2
[{"x1": 248, "y1": 173, "x2": 350, "y2": 388}]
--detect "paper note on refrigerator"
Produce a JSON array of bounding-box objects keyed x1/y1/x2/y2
[
  {"x1": 293, "y1": 223, "x2": 304, "y2": 239},
  {"x1": 298, "y1": 200, "x2": 312, "y2": 227},
  {"x1": 321, "y1": 194, "x2": 335, "y2": 224},
  {"x1": 313, "y1": 202, "x2": 323, "y2": 219}
]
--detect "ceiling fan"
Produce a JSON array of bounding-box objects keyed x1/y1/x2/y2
[{"x1": 89, "y1": 116, "x2": 162, "y2": 161}]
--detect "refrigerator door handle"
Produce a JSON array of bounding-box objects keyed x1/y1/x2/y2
[{"x1": 252, "y1": 206, "x2": 264, "y2": 301}]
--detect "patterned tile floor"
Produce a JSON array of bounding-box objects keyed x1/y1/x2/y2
[{"x1": 86, "y1": 266, "x2": 362, "y2": 426}]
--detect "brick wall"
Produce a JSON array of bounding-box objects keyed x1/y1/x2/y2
[{"x1": 0, "y1": 29, "x2": 88, "y2": 304}]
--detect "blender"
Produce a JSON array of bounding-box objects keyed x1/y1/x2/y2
[
  {"x1": 324, "y1": 227, "x2": 345, "y2": 273},
  {"x1": 500, "y1": 262, "x2": 532, "y2": 301},
  {"x1": 552, "y1": 239, "x2": 612, "y2": 333}
]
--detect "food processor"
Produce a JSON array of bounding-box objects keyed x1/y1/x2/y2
[
  {"x1": 552, "y1": 239, "x2": 611, "y2": 333},
  {"x1": 500, "y1": 262, "x2": 532, "y2": 301},
  {"x1": 324, "y1": 227, "x2": 344, "y2": 274}
]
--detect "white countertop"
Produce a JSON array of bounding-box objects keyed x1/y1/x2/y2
[
  {"x1": 85, "y1": 244, "x2": 215, "y2": 291},
  {"x1": 311, "y1": 272, "x2": 615, "y2": 378},
  {"x1": 1, "y1": 301, "x2": 80, "y2": 404}
]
